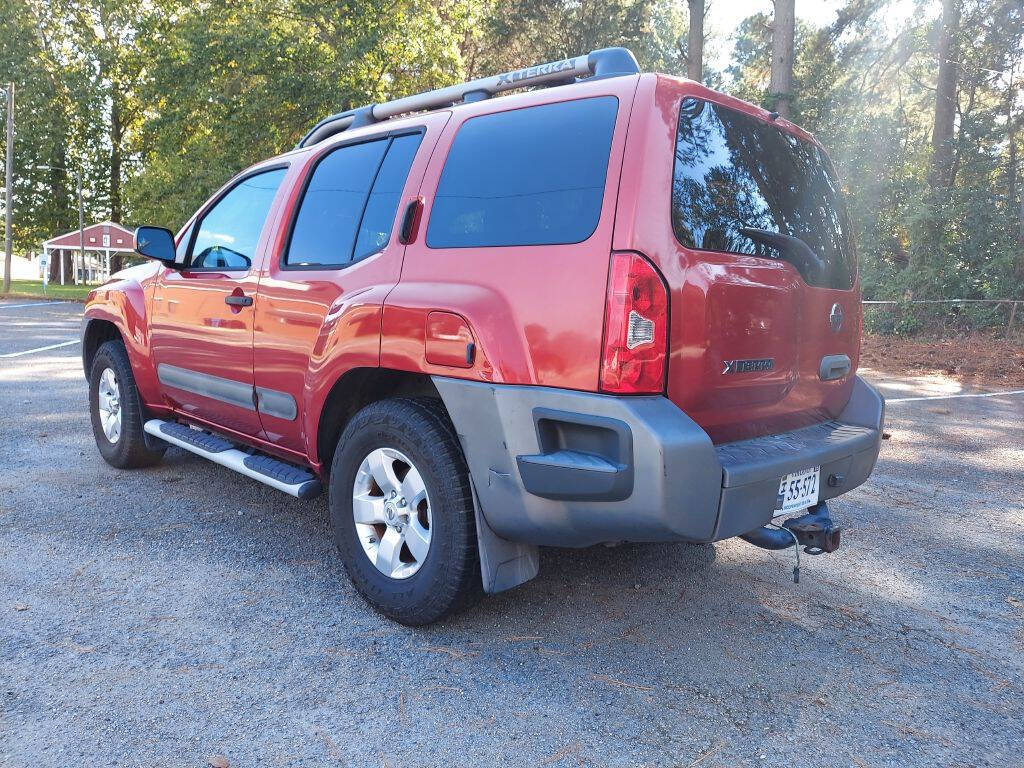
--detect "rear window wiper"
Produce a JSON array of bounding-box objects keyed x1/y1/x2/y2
[{"x1": 739, "y1": 227, "x2": 826, "y2": 285}]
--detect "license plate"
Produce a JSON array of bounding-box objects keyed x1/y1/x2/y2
[{"x1": 774, "y1": 466, "x2": 820, "y2": 516}]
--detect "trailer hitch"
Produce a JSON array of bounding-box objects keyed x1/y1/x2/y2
[
  {"x1": 782, "y1": 502, "x2": 841, "y2": 555},
  {"x1": 741, "y1": 501, "x2": 841, "y2": 555},
  {"x1": 740, "y1": 502, "x2": 841, "y2": 583}
]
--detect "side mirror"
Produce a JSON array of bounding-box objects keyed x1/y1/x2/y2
[{"x1": 135, "y1": 226, "x2": 178, "y2": 266}]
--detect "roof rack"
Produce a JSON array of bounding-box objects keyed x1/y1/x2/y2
[{"x1": 296, "y1": 47, "x2": 640, "y2": 149}]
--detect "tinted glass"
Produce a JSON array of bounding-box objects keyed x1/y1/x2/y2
[
  {"x1": 671, "y1": 98, "x2": 856, "y2": 289},
  {"x1": 190, "y1": 168, "x2": 286, "y2": 270},
  {"x1": 286, "y1": 139, "x2": 389, "y2": 267},
  {"x1": 353, "y1": 133, "x2": 422, "y2": 261},
  {"x1": 426, "y1": 96, "x2": 618, "y2": 248}
]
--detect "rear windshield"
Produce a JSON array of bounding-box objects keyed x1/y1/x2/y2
[
  {"x1": 671, "y1": 97, "x2": 856, "y2": 289},
  {"x1": 426, "y1": 96, "x2": 618, "y2": 248}
]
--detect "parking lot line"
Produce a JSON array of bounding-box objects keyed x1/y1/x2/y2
[
  {"x1": 0, "y1": 340, "x2": 80, "y2": 359},
  {"x1": 887, "y1": 388, "x2": 1024, "y2": 404},
  {"x1": 0, "y1": 301, "x2": 69, "y2": 310}
]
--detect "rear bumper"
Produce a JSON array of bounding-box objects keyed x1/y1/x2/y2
[{"x1": 434, "y1": 375, "x2": 884, "y2": 548}]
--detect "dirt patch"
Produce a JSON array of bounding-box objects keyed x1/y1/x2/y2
[{"x1": 861, "y1": 332, "x2": 1024, "y2": 387}]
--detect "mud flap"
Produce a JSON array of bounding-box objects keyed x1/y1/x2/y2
[{"x1": 470, "y1": 483, "x2": 539, "y2": 593}]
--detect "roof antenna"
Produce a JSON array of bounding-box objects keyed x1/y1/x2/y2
[{"x1": 768, "y1": 111, "x2": 780, "y2": 121}]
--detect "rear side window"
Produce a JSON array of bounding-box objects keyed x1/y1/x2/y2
[
  {"x1": 286, "y1": 133, "x2": 422, "y2": 268},
  {"x1": 671, "y1": 97, "x2": 856, "y2": 289},
  {"x1": 426, "y1": 96, "x2": 618, "y2": 248},
  {"x1": 353, "y1": 134, "x2": 422, "y2": 260},
  {"x1": 189, "y1": 168, "x2": 287, "y2": 270}
]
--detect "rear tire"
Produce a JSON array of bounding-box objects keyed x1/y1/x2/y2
[
  {"x1": 329, "y1": 398, "x2": 482, "y2": 625},
  {"x1": 89, "y1": 340, "x2": 165, "y2": 469}
]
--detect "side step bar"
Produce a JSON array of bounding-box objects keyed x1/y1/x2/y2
[{"x1": 144, "y1": 419, "x2": 322, "y2": 500}]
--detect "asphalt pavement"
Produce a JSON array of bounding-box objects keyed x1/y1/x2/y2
[{"x1": 1, "y1": 298, "x2": 1022, "y2": 767}]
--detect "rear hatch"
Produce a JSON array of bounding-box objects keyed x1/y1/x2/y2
[{"x1": 617, "y1": 78, "x2": 860, "y2": 444}]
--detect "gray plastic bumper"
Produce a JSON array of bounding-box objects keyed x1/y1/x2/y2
[{"x1": 433, "y1": 376, "x2": 884, "y2": 589}]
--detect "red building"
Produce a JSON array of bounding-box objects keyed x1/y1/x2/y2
[{"x1": 42, "y1": 221, "x2": 136, "y2": 285}]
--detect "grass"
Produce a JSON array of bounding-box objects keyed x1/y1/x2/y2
[{"x1": 1, "y1": 279, "x2": 92, "y2": 301}]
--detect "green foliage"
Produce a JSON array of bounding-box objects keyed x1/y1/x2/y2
[
  {"x1": 0, "y1": 0, "x2": 81, "y2": 247},
  {"x1": 2, "y1": 0, "x2": 1021, "y2": 325},
  {"x1": 727, "y1": 0, "x2": 1023, "y2": 332},
  {"x1": 469, "y1": 0, "x2": 686, "y2": 75},
  {"x1": 127, "y1": 0, "x2": 482, "y2": 226}
]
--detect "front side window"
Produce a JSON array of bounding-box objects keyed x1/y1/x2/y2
[
  {"x1": 286, "y1": 132, "x2": 422, "y2": 268},
  {"x1": 671, "y1": 97, "x2": 856, "y2": 289},
  {"x1": 426, "y1": 96, "x2": 619, "y2": 248},
  {"x1": 189, "y1": 168, "x2": 287, "y2": 270}
]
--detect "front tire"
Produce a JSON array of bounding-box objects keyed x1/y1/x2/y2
[
  {"x1": 329, "y1": 398, "x2": 482, "y2": 625},
  {"x1": 89, "y1": 340, "x2": 165, "y2": 469}
]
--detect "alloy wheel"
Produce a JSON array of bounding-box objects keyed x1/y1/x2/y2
[
  {"x1": 352, "y1": 447, "x2": 432, "y2": 579},
  {"x1": 97, "y1": 367, "x2": 122, "y2": 444}
]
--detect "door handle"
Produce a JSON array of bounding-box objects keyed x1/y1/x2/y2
[
  {"x1": 819, "y1": 354, "x2": 851, "y2": 381},
  {"x1": 225, "y1": 294, "x2": 253, "y2": 307},
  {"x1": 399, "y1": 196, "x2": 424, "y2": 245}
]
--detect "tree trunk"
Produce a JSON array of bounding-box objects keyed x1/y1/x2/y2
[
  {"x1": 929, "y1": 0, "x2": 960, "y2": 189},
  {"x1": 686, "y1": 0, "x2": 704, "y2": 82},
  {"x1": 1007, "y1": 66, "x2": 1023, "y2": 286},
  {"x1": 1018, "y1": 145, "x2": 1024, "y2": 286},
  {"x1": 46, "y1": 165, "x2": 69, "y2": 284},
  {"x1": 109, "y1": 91, "x2": 123, "y2": 274},
  {"x1": 1007, "y1": 67, "x2": 1017, "y2": 205},
  {"x1": 46, "y1": 117, "x2": 72, "y2": 284},
  {"x1": 62, "y1": 250, "x2": 74, "y2": 285},
  {"x1": 770, "y1": 0, "x2": 795, "y2": 118}
]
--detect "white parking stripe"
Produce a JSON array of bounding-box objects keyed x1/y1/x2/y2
[
  {"x1": 0, "y1": 301, "x2": 68, "y2": 310},
  {"x1": 0, "y1": 340, "x2": 80, "y2": 359},
  {"x1": 887, "y1": 389, "x2": 1024, "y2": 404}
]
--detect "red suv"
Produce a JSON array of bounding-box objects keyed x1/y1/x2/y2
[{"x1": 82, "y1": 48, "x2": 884, "y2": 624}]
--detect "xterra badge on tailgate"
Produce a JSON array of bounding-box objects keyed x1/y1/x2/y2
[{"x1": 723, "y1": 358, "x2": 775, "y2": 374}]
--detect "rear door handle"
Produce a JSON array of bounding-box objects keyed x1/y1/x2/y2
[
  {"x1": 225, "y1": 294, "x2": 253, "y2": 307},
  {"x1": 399, "y1": 196, "x2": 424, "y2": 245},
  {"x1": 819, "y1": 354, "x2": 851, "y2": 381}
]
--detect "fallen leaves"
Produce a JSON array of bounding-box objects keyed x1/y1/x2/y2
[{"x1": 862, "y1": 332, "x2": 1024, "y2": 387}]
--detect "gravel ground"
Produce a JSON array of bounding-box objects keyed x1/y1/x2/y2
[{"x1": 2, "y1": 299, "x2": 1023, "y2": 767}]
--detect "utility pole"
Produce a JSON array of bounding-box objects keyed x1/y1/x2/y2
[
  {"x1": 3, "y1": 83, "x2": 12, "y2": 295},
  {"x1": 77, "y1": 171, "x2": 85, "y2": 285}
]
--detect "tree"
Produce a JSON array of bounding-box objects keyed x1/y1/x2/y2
[
  {"x1": 686, "y1": 0, "x2": 704, "y2": 82},
  {"x1": 468, "y1": 0, "x2": 686, "y2": 77},
  {"x1": 51, "y1": 0, "x2": 154, "y2": 273},
  {"x1": 929, "y1": 0, "x2": 960, "y2": 189},
  {"x1": 770, "y1": 0, "x2": 795, "y2": 117},
  {"x1": 0, "y1": 0, "x2": 83, "y2": 282}
]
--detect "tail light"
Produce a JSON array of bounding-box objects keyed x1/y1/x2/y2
[{"x1": 600, "y1": 252, "x2": 668, "y2": 394}]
